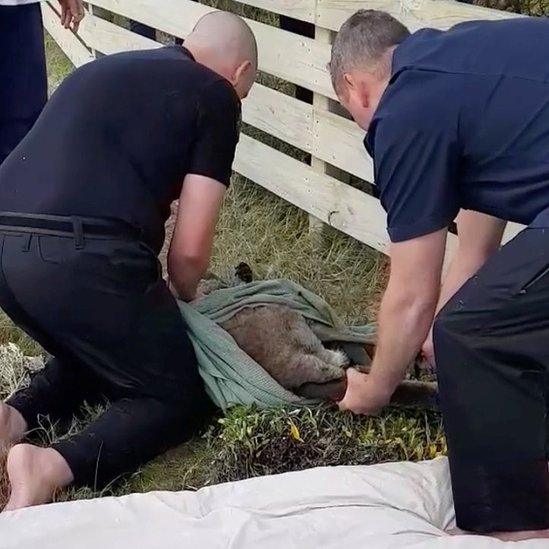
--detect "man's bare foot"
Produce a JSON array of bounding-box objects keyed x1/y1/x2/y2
[
  {"x1": 447, "y1": 527, "x2": 470, "y2": 536},
  {"x1": 0, "y1": 403, "x2": 27, "y2": 451},
  {"x1": 3, "y1": 444, "x2": 74, "y2": 511},
  {"x1": 485, "y1": 530, "x2": 549, "y2": 542},
  {"x1": 447, "y1": 526, "x2": 549, "y2": 541}
]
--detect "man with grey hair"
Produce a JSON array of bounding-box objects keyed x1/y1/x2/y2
[{"x1": 332, "y1": 9, "x2": 549, "y2": 542}]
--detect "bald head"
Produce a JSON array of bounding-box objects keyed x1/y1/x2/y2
[{"x1": 185, "y1": 11, "x2": 258, "y2": 99}]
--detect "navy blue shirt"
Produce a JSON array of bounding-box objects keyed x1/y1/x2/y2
[
  {"x1": 0, "y1": 46, "x2": 241, "y2": 253},
  {"x1": 365, "y1": 18, "x2": 549, "y2": 242}
]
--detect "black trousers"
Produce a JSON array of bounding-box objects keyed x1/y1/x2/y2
[
  {"x1": 0, "y1": 3, "x2": 47, "y2": 165},
  {"x1": 434, "y1": 227, "x2": 549, "y2": 533},
  {"x1": 0, "y1": 227, "x2": 214, "y2": 489}
]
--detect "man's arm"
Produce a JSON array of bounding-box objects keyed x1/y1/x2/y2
[
  {"x1": 167, "y1": 174, "x2": 226, "y2": 302},
  {"x1": 339, "y1": 228, "x2": 447, "y2": 415},
  {"x1": 421, "y1": 210, "x2": 506, "y2": 363}
]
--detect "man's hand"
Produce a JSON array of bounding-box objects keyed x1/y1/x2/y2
[
  {"x1": 58, "y1": 0, "x2": 85, "y2": 32},
  {"x1": 338, "y1": 368, "x2": 392, "y2": 415},
  {"x1": 340, "y1": 229, "x2": 447, "y2": 417}
]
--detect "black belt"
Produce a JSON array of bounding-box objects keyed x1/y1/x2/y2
[{"x1": 0, "y1": 212, "x2": 142, "y2": 249}]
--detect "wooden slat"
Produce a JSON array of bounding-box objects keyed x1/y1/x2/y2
[
  {"x1": 42, "y1": 3, "x2": 383, "y2": 253},
  {"x1": 309, "y1": 26, "x2": 332, "y2": 238},
  {"x1": 244, "y1": 85, "x2": 313, "y2": 152},
  {"x1": 233, "y1": 0, "x2": 315, "y2": 23},
  {"x1": 314, "y1": 108, "x2": 374, "y2": 181},
  {"x1": 42, "y1": 3, "x2": 95, "y2": 67},
  {"x1": 236, "y1": 134, "x2": 459, "y2": 261},
  {"x1": 235, "y1": 134, "x2": 390, "y2": 252},
  {"x1": 316, "y1": 0, "x2": 521, "y2": 32},
  {"x1": 78, "y1": 12, "x2": 159, "y2": 53},
  {"x1": 502, "y1": 222, "x2": 524, "y2": 244},
  {"x1": 87, "y1": 0, "x2": 335, "y2": 98},
  {"x1": 76, "y1": 15, "x2": 313, "y2": 151}
]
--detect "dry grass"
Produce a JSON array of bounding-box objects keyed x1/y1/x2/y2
[{"x1": 210, "y1": 177, "x2": 387, "y2": 324}]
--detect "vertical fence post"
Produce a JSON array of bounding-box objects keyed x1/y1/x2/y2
[{"x1": 309, "y1": 25, "x2": 331, "y2": 244}]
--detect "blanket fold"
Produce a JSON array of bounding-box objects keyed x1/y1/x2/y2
[{"x1": 178, "y1": 279, "x2": 376, "y2": 410}]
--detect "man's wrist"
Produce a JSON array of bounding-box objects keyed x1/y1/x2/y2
[{"x1": 367, "y1": 368, "x2": 399, "y2": 401}]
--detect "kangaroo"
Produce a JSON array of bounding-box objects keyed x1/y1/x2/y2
[{"x1": 198, "y1": 265, "x2": 438, "y2": 408}]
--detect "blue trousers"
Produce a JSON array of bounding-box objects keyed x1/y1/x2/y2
[{"x1": 0, "y1": 3, "x2": 47, "y2": 166}]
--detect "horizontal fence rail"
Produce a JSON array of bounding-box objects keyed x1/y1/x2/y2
[
  {"x1": 316, "y1": 0, "x2": 521, "y2": 32},
  {"x1": 42, "y1": 0, "x2": 523, "y2": 262}
]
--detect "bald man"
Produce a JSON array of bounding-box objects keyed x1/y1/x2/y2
[{"x1": 0, "y1": 12, "x2": 257, "y2": 510}]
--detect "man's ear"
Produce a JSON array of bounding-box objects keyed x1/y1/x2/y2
[
  {"x1": 343, "y1": 72, "x2": 370, "y2": 108},
  {"x1": 234, "y1": 60, "x2": 252, "y2": 85},
  {"x1": 343, "y1": 72, "x2": 354, "y2": 89}
]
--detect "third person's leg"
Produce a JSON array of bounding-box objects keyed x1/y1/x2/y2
[{"x1": 0, "y1": 4, "x2": 47, "y2": 165}]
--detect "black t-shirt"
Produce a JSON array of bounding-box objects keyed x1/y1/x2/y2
[
  {"x1": 0, "y1": 46, "x2": 241, "y2": 253},
  {"x1": 365, "y1": 18, "x2": 549, "y2": 242}
]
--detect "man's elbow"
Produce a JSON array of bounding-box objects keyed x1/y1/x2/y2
[
  {"x1": 387, "y1": 286, "x2": 439, "y2": 322},
  {"x1": 167, "y1": 252, "x2": 210, "y2": 297},
  {"x1": 168, "y1": 250, "x2": 209, "y2": 273}
]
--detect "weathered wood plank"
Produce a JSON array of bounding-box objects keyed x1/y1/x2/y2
[
  {"x1": 314, "y1": 108, "x2": 374, "y2": 181},
  {"x1": 235, "y1": 134, "x2": 461, "y2": 261},
  {"x1": 309, "y1": 26, "x2": 332, "y2": 239},
  {"x1": 502, "y1": 222, "x2": 525, "y2": 244},
  {"x1": 234, "y1": 0, "x2": 315, "y2": 23},
  {"x1": 87, "y1": 0, "x2": 335, "y2": 98},
  {"x1": 235, "y1": 134, "x2": 390, "y2": 252},
  {"x1": 316, "y1": 0, "x2": 521, "y2": 32},
  {"x1": 42, "y1": 2, "x2": 96, "y2": 67},
  {"x1": 244, "y1": 85, "x2": 314, "y2": 153},
  {"x1": 78, "y1": 12, "x2": 159, "y2": 53}
]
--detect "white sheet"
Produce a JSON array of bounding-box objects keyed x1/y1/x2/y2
[{"x1": 1, "y1": 458, "x2": 547, "y2": 548}]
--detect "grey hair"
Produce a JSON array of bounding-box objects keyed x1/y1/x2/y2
[{"x1": 330, "y1": 10, "x2": 410, "y2": 94}]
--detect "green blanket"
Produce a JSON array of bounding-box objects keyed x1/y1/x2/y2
[{"x1": 177, "y1": 279, "x2": 376, "y2": 410}]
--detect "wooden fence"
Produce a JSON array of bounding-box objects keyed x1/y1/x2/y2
[{"x1": 42, "y1": 0, "x2": 523, "y2": 260}]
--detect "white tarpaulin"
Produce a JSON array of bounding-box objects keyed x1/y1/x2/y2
[{"x1": 1, "y1": 458, "x2": 547, "y2": 548}]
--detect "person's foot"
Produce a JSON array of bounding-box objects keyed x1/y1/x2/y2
[
  {"x1": 0, "y1": 403, "x2": 27, "y2": 451},
  {"x1": 486, "y1": 530, "x2": 549, "y2": 542},
  {"x1": 448, "y1": 526, "x2": 549, "y2": 541},
  {"x1": 3, "y1": 444, "x2": 74, "y2": 511}
]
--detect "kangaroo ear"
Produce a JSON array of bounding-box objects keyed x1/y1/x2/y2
[{"x1": 234, "y1": 262, "x2": 253, "y2": 283}]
